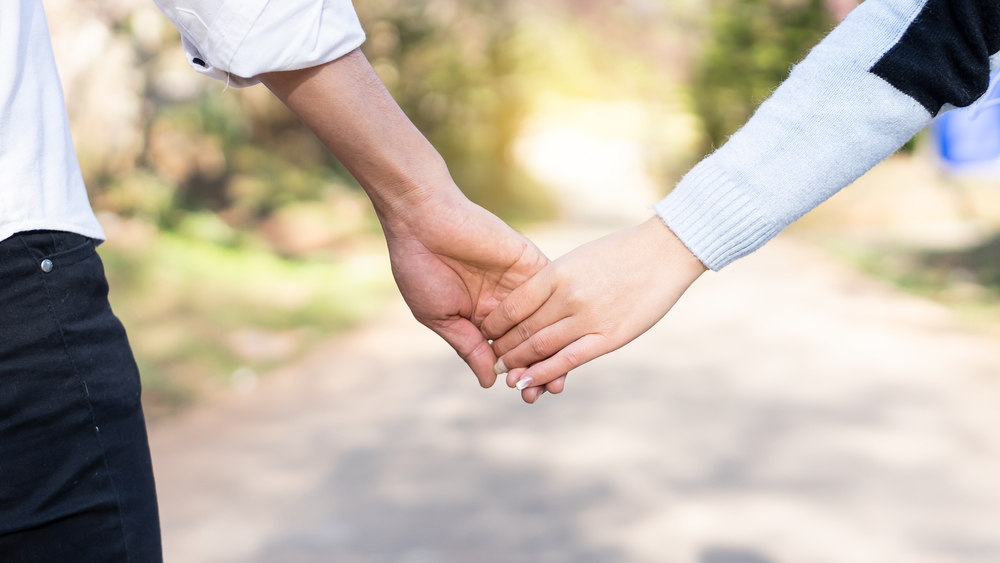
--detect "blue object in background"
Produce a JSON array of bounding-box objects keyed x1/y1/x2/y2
[{"x1": 934, "y1": 73, "x2": 1000, "y2": 172}]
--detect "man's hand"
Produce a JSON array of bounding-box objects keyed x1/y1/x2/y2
[
  {"x1": 384, "y1": 191, "x2": 547, "y2": 387},
  {"x1": 260, "y1": 49, "x2": 547, "y2": 387}
]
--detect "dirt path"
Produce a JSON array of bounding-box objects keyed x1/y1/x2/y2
[{"x1": 148, "y1": 227, "x2": 1000, "y2": 563}]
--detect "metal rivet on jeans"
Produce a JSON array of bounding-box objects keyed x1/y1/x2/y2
[{"x1": 40, "y1": 259, "x2": 53, "y2": 273}]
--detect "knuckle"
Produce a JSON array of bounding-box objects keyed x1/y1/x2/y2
[
  {"x1": 515, "y1": 321, "x2": 533, "y2": 342},
  {"x1": 564, "y1": 287, "x2": 588, "y2": 308},
  {"x1": 470, "y1": 339, "x2": 491, "y2": 360},
  {"x1": 561, "y1": 348, "x2": 585, "y2": 370},
  {"x1": 599, "y1": 325, "x2": 619, "y2": 344},
  {"x1": 501, "y1": 298, "x2": 520, "y2": 322},
  {"x1": 528, "y1": 335, "x2": 552, "y2": 358}
]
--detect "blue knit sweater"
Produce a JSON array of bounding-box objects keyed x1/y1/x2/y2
[{"x1": 657, "y1": 0, "x2": 1000, "y2": 270}]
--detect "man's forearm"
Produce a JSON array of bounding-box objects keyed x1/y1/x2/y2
[{"x1": 259, "y1": 48, "x2": 458, "y2": 227}]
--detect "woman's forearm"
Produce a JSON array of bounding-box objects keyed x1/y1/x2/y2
[{"x1": 659, "y1": 0, "x2": 1000, "y2": 271}]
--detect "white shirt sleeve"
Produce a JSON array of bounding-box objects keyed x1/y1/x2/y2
[{"x1": 152, "y1": 0, "x2": 366, "y2": 88}]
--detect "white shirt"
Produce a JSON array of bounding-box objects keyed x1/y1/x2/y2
[
  {"x1": 0, "y1": 0, "x2": 365, "y2": 244},
  {"x1": 152, "y1": 0, "x2": 365, "y2": 88},
  {"x1": 0, "y1": 0, "x2": 105, "y2": 244}
]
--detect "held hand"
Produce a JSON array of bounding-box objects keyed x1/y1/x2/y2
[
  {"x1": 259, "y1": 52, "x2": 548, "y2": 389},
  {"x1": 482, "y1": 216, "x2": 707, "y2": 403},
  {"x1": 384, "y1": 190, "x2": 548, "y2": 389}
]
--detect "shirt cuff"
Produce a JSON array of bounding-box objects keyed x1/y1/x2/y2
[
  {"x1": 183, "y1": 36, "x2": 260, "y2": 88},
  {"x1": 654, "y1": 159, "x2": 780, "y2": 271},
  {"x1": 229, "y1": 0, "x2": 366, "y2": 80}
]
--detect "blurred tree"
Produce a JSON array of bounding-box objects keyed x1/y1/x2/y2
[
  {"x1": 355, "y1": 0, "x2": 555, "y2": 222},
  {"x1": 58, "y1": 0, "x2": 555, "y2": 239},
  {"x1": 692, "y1": 0, "x2": 833, "y2": 153}
]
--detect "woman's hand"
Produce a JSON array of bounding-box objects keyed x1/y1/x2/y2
[{"x1": 482, "y1": 216, "x2": 706, "y2": 403}]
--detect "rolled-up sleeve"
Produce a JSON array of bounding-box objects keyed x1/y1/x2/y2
[{"x1": 152, "y1": 0, "x2": 366, "y2": 88}]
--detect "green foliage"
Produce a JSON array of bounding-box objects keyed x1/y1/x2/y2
[
  {"x1": 138, "y1": 86, "x2": 351, "y2": 230},
  {"x1": 921, "y1": 236, "x2": 1000, "y2": 292},
  {"x1": 692, "y1": 0, "x2": 833, "y2": 152},
  {"x1": 98, "y1": 1, "x2": 556, "y2": 234}
]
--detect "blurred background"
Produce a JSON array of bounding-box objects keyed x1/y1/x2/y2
[
  {"x1": 41, "y1": 0, "x2": 1000, "y2": 561},
  {"x1": 43, "y1": 0, "x2": 842, "y2": 413}
]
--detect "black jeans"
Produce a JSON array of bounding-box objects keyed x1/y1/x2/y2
[{"x1": 0, "y1": 232, "x2": 161, "y2": 562}]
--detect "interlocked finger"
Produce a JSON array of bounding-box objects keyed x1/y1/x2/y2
[
  {"x1": 496, "y1": 318, "x2": 578, "y2": 376},
  {"x1": 481, "y1": 270, "x2": 555, "y2": 341},
  {"x1": 513, "y1": 333, "x2": 604, "y2": 390},
  {"x1": 491, "y1": 304, "x2": 569, "y2": 359}
]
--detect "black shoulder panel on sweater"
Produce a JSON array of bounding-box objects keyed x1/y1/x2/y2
[{"x1": 870, "y1": 0, "x2": 1000, "y2": 115}]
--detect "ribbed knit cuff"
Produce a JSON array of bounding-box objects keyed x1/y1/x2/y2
[{"x1": 655, "y1": 160, "x2": 779, "y2": 271}]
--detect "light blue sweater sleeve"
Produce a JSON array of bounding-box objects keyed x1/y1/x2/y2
[{"x1": 657, "y1": 0, "x2": 1000, "y2": 270}]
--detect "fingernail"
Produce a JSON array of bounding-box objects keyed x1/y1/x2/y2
[
  {"x1": 493, "y1": 358, "x2": 507, "y2": 376},
  {"x1": 516, "y1": 376, "x2": 533, "y2": 391}
]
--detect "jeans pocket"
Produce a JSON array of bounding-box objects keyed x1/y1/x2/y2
[{"x1": 18, "y1": 231, "x2": 96, "y2": 271}]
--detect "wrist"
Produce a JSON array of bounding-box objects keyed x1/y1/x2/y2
[
  {"x1": 642, "y1": 215, "x2": 708, "y2": 278},
  {"x1": 364, "y1": 153, "x2": 460, "y2": 228},
  {"x1": 370, "y1": 165, "x2": 471, "y2": 240},
  {"x1": 259, "y1": 50, "x2": 469, "y2": 235}
]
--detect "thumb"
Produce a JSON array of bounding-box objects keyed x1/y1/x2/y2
[{"x1": 431, "y1": 317, "x2": 499, "y2": 388}]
